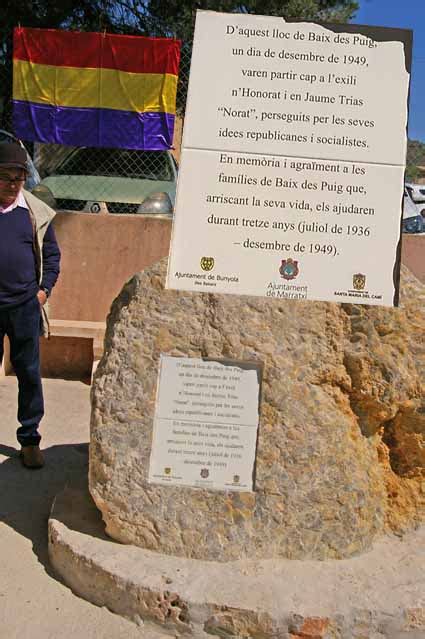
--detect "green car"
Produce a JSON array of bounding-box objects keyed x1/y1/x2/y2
[{"x1": 32, "y1": 146, "x2": 178, "y2": 216}]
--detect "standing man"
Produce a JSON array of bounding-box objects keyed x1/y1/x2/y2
[{"x1": 0, "y1": 142, "x2": 60, "y2": 468}]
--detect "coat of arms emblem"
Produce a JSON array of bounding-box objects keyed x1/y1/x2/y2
[
  {"x1": 200, "y1": 257, "x2": 215, "y2": 271},
  {"x1": 279, "y1": 258, "x2": 299, "y2": 280},
  {"x1": 353, "y1": 273, "x2": 366, "y2": 290},
  {"x1": 200, "y1": 468, "x2": 210, "y2": 478}
]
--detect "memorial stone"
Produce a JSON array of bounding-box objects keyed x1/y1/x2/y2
[{"x1": 89, "y1": 258, "x2": 424, "y2": 562}]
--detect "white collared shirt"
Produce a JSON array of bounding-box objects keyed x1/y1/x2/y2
[{"x1": 0, "y1": 191, "x2": 27, "y2": 214}]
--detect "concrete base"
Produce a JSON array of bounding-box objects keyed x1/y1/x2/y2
[{"x1": 48, "y1": 476, "x2": 425, "y2": 639}]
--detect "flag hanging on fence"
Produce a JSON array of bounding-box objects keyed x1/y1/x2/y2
[{"x1": 12, "y1": 27, "x2": 181, "y2": 150}]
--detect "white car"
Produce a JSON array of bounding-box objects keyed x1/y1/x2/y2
[
  {"x1": 32, "y1": 146, "x2": 177, "y2": 216},
  {"x1": 405, "y1": 182, "x2": 425, "y2": 203},
  {"x1": 403, "y1": 187, "x2": 424, "y2": 233}
]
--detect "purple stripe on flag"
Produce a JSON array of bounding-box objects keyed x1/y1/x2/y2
[{"x1": 13, "y1": 100, "x2": 175, "y2": 150}]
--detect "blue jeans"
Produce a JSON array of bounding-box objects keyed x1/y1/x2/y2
[{"x1": 0, "y1": 295, "x2": 44, "y2": 446}]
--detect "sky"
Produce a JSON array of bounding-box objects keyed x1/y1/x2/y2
[{"x1": 351, "y1": 0, "x2": 425, "y2": 142}]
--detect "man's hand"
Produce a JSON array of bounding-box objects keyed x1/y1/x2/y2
[{"x1": 37, "y1": 289, "x2": 48, "y2": 306}]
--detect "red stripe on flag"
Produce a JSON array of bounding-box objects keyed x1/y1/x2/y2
[{"x1": 13, "y1": 27, "x2": 181, "y2": 75}]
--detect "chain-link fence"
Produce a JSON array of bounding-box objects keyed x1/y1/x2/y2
[
  {"x1": 32, "y1": 143, "x2": 179, "y2": 215},
  {"x1": 1, "y1": 39, "x2": 425, "y2": 217}
]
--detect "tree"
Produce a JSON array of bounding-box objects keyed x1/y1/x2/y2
[
  {"x1": 0, "y1": 0, "x2": 359, "y2": 128},
  {"x1": 108, "y1": 0, "x2": 358, "y2": 113},
  {"x1": 0, "y1": 0, "x2": 120, "y2": 62},
  {"x1": 407, "y1": 139, "x2": 425, "y2": 167},
  {"x1": 111, "y1": 0, "x2": 359, "y2": 40},
  {"x1": 406, "y1": 140, "x2": 425, "y2": 182},
  {"x1": 0, "y1": 0, "x2": 119, "y2": 128}
]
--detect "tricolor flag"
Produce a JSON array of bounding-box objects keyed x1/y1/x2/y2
[{"x1": 13, "y1": 27, "x2": 181, "y2": 150}]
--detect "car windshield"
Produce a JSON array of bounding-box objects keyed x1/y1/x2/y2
[{"x1": 54, "y1": 147, "x2": 174, "y2": 181}]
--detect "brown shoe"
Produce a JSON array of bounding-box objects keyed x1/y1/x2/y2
[{"x1": 21, "y1": 445, "x2": 44, "y2": 469}]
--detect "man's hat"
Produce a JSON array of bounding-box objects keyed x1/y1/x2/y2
[{"x1": 0, "y1": 142, "x2": 28, "y2": 171}]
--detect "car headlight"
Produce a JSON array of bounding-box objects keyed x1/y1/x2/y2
[
  {"x1": 137, "y1": 192, "x2": 173, "y2": 216},
  {"x1": 404, "y1": 216, "x2": 421, "y2": 233},
  {"x1": 31, "y1": 184, "x2": 57, "y2": 209}
]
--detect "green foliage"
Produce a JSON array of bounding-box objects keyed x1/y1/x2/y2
[
  {"x1": 0, "y1": 0, "x2": 359, "y2": 127},
  {"x1": 0, "y1": 1, "x2": 117, "y2": 57},
  {"x1": 113, "y1": 0, "x2": 359, "y2": 112},
  {"x1": 407, "y1": 139, "x2": 425, "y2": 167},
  {"x1": 405, "y1": 140, "x2": 425, "y2": 184},
  {"x1": 0, "y1": 0, "x2": 360, "y2": 56},
  {"x1": 113, "y1": 0, "x2": 359, "y2": 40},
  {"x1": 405, "y1": 164, "x2": 420, "y2": 182},
  {"x1": 0, "y1": 0, "x2": 120, "y2": 127}
]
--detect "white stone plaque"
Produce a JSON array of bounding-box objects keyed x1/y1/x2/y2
[
  {"x1": 167, "y1": 11, "x2": 412, "y2": 307},
  {"x1": 148, "y1": 356, "x2": 261, "y2": 491}
]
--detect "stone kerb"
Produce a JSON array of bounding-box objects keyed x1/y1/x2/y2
[{"x1": 89, "y1": 258, "x2": 424, "y2": 562}]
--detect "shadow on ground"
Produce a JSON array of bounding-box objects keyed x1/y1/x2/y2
[{"x1": 0, "y1": 442, "x2": 108, "y2": 580}]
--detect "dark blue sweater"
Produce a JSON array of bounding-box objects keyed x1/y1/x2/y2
[{"x1": 0, "y1": 204, "x2": 60, "y2": 308}]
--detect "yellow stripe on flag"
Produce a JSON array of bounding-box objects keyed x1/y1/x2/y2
[{"x1": 13, "y1": 59, "x2": 178, "y2": 114}]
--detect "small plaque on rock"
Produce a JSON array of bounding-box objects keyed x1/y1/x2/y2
[{"x1": 148, "y1": 356, "x2": 261, "y2": 491}]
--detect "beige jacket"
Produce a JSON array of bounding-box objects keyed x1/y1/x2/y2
[{"x1": 23, "y1": 189, "x2": 57, "y2": 337}]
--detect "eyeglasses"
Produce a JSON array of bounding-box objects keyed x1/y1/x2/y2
[{"x1": 0, "y1": 175, "x2": 26, "y2": 185}]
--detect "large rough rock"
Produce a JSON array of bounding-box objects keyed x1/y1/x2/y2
[{"x1": 89, "y1": 260, "x2": 424, "y2": 561}]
